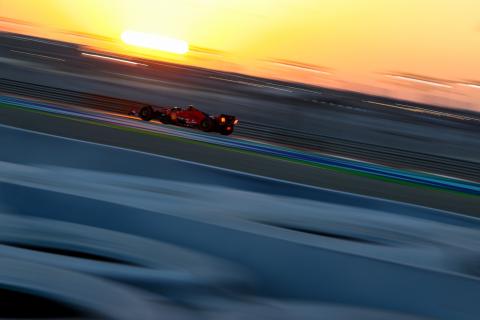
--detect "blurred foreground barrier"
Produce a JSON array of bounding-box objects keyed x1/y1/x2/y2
[
  {"x1": 1, "y1": 124, "x2": 480, "y2": 320},
  {"x1": 0, "y1": 257, "x2": 158, "y2": 320},
  {"x1": 0, "y1": 213, "x2": 251, "y2": 303},
  {"x1": 204, "y1": 299, "x2": 433, "y2": 320}
]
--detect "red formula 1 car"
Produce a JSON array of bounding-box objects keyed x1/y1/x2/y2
[{"x1": 129, "y1": 105, "x2": 238, "y2": 135}]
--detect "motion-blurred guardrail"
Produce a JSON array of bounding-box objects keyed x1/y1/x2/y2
[
  {"x1": 0, "y1": 77, "x2": 478, "y2": 182},
  {"x1": 0, "y1": 257, "x2": 159, "y2": 320},
  {"x1": 1, "y1": 124, "x2": 480, "y2": 319}
]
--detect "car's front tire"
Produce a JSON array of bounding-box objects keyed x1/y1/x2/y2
[
  {"x1": 220, "y1": 127, "x2": 234, "y2": 135},
  {"x1": 199, "y1": 117, "x2": 214, "y2": 132}
]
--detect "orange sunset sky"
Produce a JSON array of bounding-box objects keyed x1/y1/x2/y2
[{"x1": 1, "y1": 0, "x2": 479, "y2": 109}]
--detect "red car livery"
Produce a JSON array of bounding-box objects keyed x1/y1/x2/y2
[{"x1": 129, "y1": 105, "x2": 238, "y2": 135}]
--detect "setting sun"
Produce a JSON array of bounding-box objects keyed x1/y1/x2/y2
[{"x1": 121, "y1": 30, "x2": 189, "y2": 55}]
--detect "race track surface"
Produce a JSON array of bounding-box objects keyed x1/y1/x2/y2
[{"x1": 0, "y1": 103, "x2": 478, "y2": 217}]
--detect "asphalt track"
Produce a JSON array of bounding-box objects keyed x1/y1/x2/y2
[
  {"x1": 0, "y1": 100, "x2": 478, "y2": 217},
  {"x1": 1, "y1": 94, "x2": 477, "y2": 194},
  {"x1": 1, "y1": 78, "x2": 478, "y2": 183}
]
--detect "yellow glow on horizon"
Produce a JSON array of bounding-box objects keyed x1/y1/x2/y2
[
  {"x1": 1, "y1": 0, "x2": 480, "y2": 108},
  {"x1": 121, "y1": 30, "x2": 189, "y2": 55}
]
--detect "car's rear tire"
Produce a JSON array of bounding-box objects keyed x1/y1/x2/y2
[
  {"x1": 199, "y1": 117, "x2": 214, "y2": 132},
  {"x1": 139, "y1": 106, "x2": 154, "y2": 121}
]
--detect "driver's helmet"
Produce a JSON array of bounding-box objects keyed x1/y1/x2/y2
[{"x1": 187, "y1": 105, "x2": 196, "y2": 111}]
